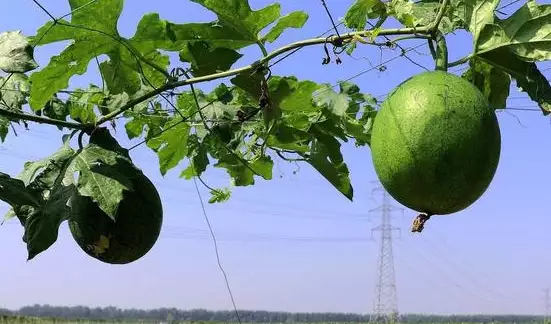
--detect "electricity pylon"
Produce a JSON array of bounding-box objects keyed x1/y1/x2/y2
[{"x1": 369, "y1": 183, "x2": 402, "y2": 324}]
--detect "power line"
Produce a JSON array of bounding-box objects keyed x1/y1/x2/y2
[
  {"x1": 400, "y1": 239, "x2": 500, "y2": 306},
  {"x1": 414, "y1": 235, "x2": 525, "y2": 308},
  {"x1": 421, "y1": 228, "x2": 532, "y2": 302}
]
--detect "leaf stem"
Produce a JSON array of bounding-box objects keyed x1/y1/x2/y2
[
  {"x1": 449, "y1": 54, "x2": 473, "y2": 67},
  {"x1": 195, "y1": 173, "x2": 218, "y2": 192},
  {"x1": 256, "y1": 41, "x2": 269, "y2": 57},
  {"x1": 373, "y1": 15, "x2": 388, "y2": 29},
  {"x1": 273, "y1": 149, "x2": 307, "y2": 162}
]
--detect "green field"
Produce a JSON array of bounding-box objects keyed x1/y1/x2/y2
[
  {"x1": 0, "y1": 316, "x2": 161, "y2": 324},
  {"x1": 2, "y1": 318, "x2": 548, "y2": 324}
]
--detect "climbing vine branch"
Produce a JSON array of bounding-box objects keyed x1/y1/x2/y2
[{"x1": 0, "y1": 0, "x2": 452, "y2": 132}]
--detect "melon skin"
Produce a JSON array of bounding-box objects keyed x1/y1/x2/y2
[
  {"x1": 370, "y1": 71, "x2": 501, "y2": 215},
  {"x1": 68, "y1": 167, "x2": 163, "y2": 265}
]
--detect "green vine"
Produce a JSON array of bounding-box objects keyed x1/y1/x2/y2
[{"x1": 0, "y1": 0, "x2": 550, "y2": 260}]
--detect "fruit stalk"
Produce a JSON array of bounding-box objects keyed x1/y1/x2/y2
[{"x1": 435, "y1": 31, "x2": 449, "y2": 71}]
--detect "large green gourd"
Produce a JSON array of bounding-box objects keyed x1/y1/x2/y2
[
  {"x1": 370, "y1": 71, "x2": 501, "y2": 215},
  {"x1": 68, "y1": 165, "x2": 163, "y2": 265}
]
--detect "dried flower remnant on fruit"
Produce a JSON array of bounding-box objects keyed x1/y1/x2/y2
[{"x1": 411, "y1": 213, "x2": 431, "y2": 233}]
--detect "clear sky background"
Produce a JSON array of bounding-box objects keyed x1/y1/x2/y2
[{"x1": 1, "y1": 0, "x2": 551, "y2": 316}]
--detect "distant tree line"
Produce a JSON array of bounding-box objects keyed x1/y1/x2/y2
[{"x1": 0, "y1": 305, "x2": 545, "y2": 323}]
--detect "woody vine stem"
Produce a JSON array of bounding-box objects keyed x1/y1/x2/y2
[{"x1": 0, "y1": 0, "x2": 450, "y2": 133}]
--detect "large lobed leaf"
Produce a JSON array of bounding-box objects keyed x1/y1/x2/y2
[
  {"x1": 450, "y1": 0, "x2": 551, "y2": 113},
  {"x1": 3, "y1": 142, "x2": 77, "y2": 260},
  {"x1": 462, "y1": 58, "x2": 511, "y2": 109},
  {"x1": 190, "y1": 0, "x2": 281, "y2": 42},
  {"x1": 22, "y1": 183, "x2": 76, "y2": 260},
  {"x1": 27, "y1": 0, "x2": 167, "y2": 110},
  {"x1": 472, "y1": 0, "x2": 551, "y2": 113},
  {"x1": 68, "y1": 128, "x2": 135, "y2": 220},
  {"x1": 0, "y1": 172, "x2": 41, "y2": 208},
  {"x1": 260, "y1": 11, "x2": 309, "y2": 43}
]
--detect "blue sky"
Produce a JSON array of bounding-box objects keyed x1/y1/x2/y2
[{"x1": 1, "y1": 0, "x2": 551, "y2": 316}]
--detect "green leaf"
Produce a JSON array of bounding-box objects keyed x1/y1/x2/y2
[
  {"x1": 190, "y1": 0, "x2": 281, "y2": 41},
  {"x1": 231, "y1": 71, "x2": 265, "y2": 100},
  {"x1": 147, "y1": 117, "x2": 191, "y2": 176},
  {"x1": 180, "y1": 134, "x2": 210, "y2": 179},
  {"x1": 4, "y1": 143, "x2": 77, "y2": 223},
  {"x1": 100, "y1": 92, "x2": 130, "y2": 114},
  {"x1": 16, "y1": 143, "x2": 76, "y2": 187},
  {"x1": 232, "y1": 75, "x2": 321, "y2": 130},
  {"x1": 457, "y1": 0, "x2": 551, "y2": 113},
  {"x1": 387, "y1": 0, "x2": 417, "y2": 27},
  {"x1": 475, "y1": 0, "x2": 551, "y2": 61},
  {"x1": 344, "y1": 0, "x2": 386, "y2": 30},
  {"x1": 29, "y1": 21, "x2": 116, "y2": 110},
  {"x1": 385, "y1": 0, "x2": 463, "y2": 33},
  {"x1": 124, "y1": 102, "x2": 169, "y2": 140},
  {"x1": 123, "y1": 86, "x2": 168, "y2": 139},
  {"x1": 0, "y1": 73, "x2": 31, "y2": 140},
  {"x1": 176, "y1": 86, "x2": 238, "y2": 121},
  {"x1": 23, "y1": 183, "x2": 76, "y2": 260},
  {"x1": 5, "y1": 143, "x2": 79, "y2": 260},
  {"x1": 209, "y1": 188, "x2": 232, "y2": 203},
  {"x1": 0, "y1": 172, "x2": 40, "y2": 208},
  {"x1": 135, "y1": 11, "x2": 265, "y2": 51},
  {"x1": 314, "y1": 85, "x2": 350, "y2": 117},
  {"x1": 199, "y1": 124, "x2": 273, "y2": 187},
  {"x1": 0, "y1": 73, "x2": 30, "y2": 111},
  {"x1": 68, "y1": 128, "x2": 134, "y2": 220},
  {"x1": 477, "y1": 49, "x2": 551, "y2": 113},
  {"x1": 266, "y1": 123, "x2": 310, "y2": 152},
  {"x1": 98, "y1": 49, "x2": 143, "y2": 96},
  {"x1": 28, "y1": 1, "x2": 168, "y2": 110},
  {"x1": 461, "y1": 0, "x2": 499, "y2": 41},
  {"x1": 66, "y1": 86, "x2": 106, "y2": 124},
  {"x1": 41, "y1": 96, "x2": 70, "y2": 126},
  {"x1": 214, "y1": 153, "x2": 273, "y2": 186},
  {"x1": 312, "y1": 81, "x2": 377, "y2": 146},
  {"x1": 261, "y1": 11, "x2": 309, "y2": 43},
  {"x1": 273, "y1": 78, "x2": 319, "y2": 113},
  {"x1": 179, "y1": 41, "x2": 243, "y2": 77},
  {"x1": 462, "y1": 58, "x2": 511, "y2": 109},
  {"x1": 0, "y1": 31, "x2": 38, "y2": 73},
  {"x1": 306, "y1": 125, "x2": 353, "y2": 200}
]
